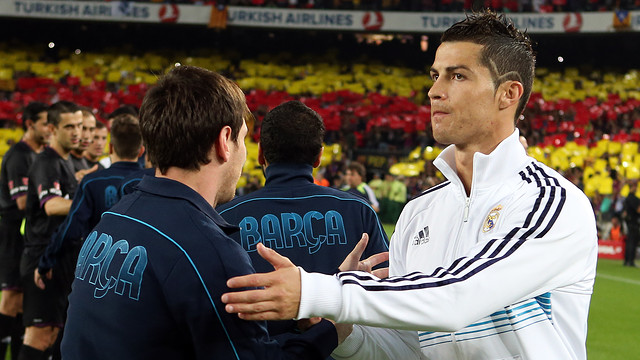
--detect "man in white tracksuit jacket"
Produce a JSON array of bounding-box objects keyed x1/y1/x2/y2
[{"x1": 222, "y1": 11, "x2": 598, "y2": 360}]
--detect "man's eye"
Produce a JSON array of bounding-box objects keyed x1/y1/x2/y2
[
  {"x1": 453, "y1": 73, "x2": 464, "y2": 80},
  {"x1": 431, "y1": 74, "x2": 439, "y2": 81}
]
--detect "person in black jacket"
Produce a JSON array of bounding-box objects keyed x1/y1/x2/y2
[
  {"x1": 62, "y1": 66, "x2": 338, "y2": 360},
  {"x1": 217, "y1": 100, "x2": 389, "y2": 357}
]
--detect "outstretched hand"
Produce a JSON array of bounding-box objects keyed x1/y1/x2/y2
[
  {"x1": 339, "y1": 233, "x2": 389, "y2": 278},
  {"x1": 222, "y1": 243, "x2": 301, "y2": 321},
  {"x1": 75, "y1": 164, "x2": 99, "y2": 182}
]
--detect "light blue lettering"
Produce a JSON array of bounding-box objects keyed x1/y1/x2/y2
[
  {"x1": 94, "y1": 240, "x2": 129, "y2": 298},
  {"x1": 115, "y1": 246, "x2": 147, "y2": 300},
  {"x1": 261, "y1": 214, "x2": 284, "y2": 249},
  {"x1": 105, "y1": 185, "x2": 118, "y2": 209},
  {"x1": 76, "y1": 231, "x2": 98, "y2": 278},
  {"x1": 240, "y1": 217, "x2": 261, "y2": 252},
  {"x1": 281, "y1": 213, "x2": 305, "y2": 248},
  {"x1": 84, "y1": 233, "x2": 113, "y2": 284},
  {"x1": 303, "y1": 211, "x2": 325, "y2": 254},
  {"x1": 74, "y1": 231, "x2": 147, "y2": 301},
  {"x1": 325, "y1": 210, "x2": 347, "y2": 245}
]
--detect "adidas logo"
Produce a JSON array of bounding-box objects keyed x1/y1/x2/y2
[{"x1": 412, "y1": 226, "x2": 430, "y2": 245}]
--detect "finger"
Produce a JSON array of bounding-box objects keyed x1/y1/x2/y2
[
  {"x1": 363, "y1": 251, "x2": 389, "y2": 269},
  {"x1": 351, "y1": 233, "x2": 369, "y2": 259},
  {"x1": 224, "y1": 299, "x2": 276, "y2": 314},
  {"x1": 372, "y1": 268, "x2": 389, "y2": 279},
  {"x1": 46, "y1": 270, "x2": 53, "y2": 280},
  {"x1": 237, "y1": 311, "x2": 288, "y2": 321},
  {"x1": 256, "y1": 243, "x2": 294, "y2": 270},
  {"x1": 88, "y1": 164, "x2": 98, "y2": 173},
  {"x1": 225, "y1": 273, "x2": 276, "y2": 289}
]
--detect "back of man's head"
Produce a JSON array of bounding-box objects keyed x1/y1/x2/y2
[
  {"x1": 261, "y1": 100, "x2": 325, "y2": 165},
  {"x1": 107, "y1": 105, "x2": 138, "y2": 121},
  {"x1": 110, "y1": 114, "x2": 142, "y2": 161},
  {"x1": 47, "y1": 101, "x2": 80, "y2": 128},
  {"x1": 22, "y1": 102, "x2": 48, "y2": 131},
  {"x1": 139, "y1": 66, "x2": 246, "y2": 174},
  {"x1": 441, "y1": 11, "x2": 535, "y2": 123}
]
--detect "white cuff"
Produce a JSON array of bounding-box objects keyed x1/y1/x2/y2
[
  {"x1": 296, "y1": 267, "x2": 343, "y2": 320},
  {"x1": 331, "y1": 325, "x2": 364, "y2": 358}
]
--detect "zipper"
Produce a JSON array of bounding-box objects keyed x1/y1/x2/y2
[{"x1": 463, "y1": 197, "x2": 470, "y2": 222}]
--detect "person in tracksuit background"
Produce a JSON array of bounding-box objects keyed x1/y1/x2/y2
[
  {"x1": 217, "y1": 101, "x2": 389, "y2": 352},
  {"x1": 34, "y1": 113, "x2": 145, "y2": 290}
]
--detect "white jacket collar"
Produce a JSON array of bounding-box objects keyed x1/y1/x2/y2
[{"x1": 433, "y1": 130, "x2": 530, "y2": 197}]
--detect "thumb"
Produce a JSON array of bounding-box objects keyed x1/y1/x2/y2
[
  {"x1": 256, "y1": 243, "x2": 294, "y2": 270},
  {"x1": 89, "y1": 164, "x2": 99, "y2": 173}
]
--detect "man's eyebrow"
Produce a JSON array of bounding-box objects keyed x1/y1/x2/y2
[{"x1": 429, "y1": 65, "x2": 472, "y2": 73}]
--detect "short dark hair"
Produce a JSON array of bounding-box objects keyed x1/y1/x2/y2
[
  {"x1": 80, "y1": 107, "x2": 95, "y2": 120},
  {"x1": 139, "y1": 66, "x2": 246, "y2": 174},
  {"x1": 261, "y1": 101, "x2": 325, "y2": 165},
  {"x1": 48, "y1": 101, "x2": 80, "y2": 128},
  {"x1": 110, "y1": 114, "x2": 142, "y2": 160},
  {"x1": 95, "y1": 121, "x2": 106, "y2": 131},
  {"x1": 108, "y1": 105, "x2": 138, "y2": 120},
  {"x1": 22, "y1": 102, "x2": 48, "y2": 131},
  {"x1": 441, "y1": 11, "x2": 535, "y2": 123},
  {"x1": 347, "y1": 162, "x2": 366, "y2": 179}
]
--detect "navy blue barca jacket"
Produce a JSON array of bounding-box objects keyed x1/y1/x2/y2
[
  {"x1": 38, "y1": 161, "x2": 143, "y2": 273},
  {"x1": 62, "y1": 176, "x2": 337, "y2": 360},
  {"x1": 217, "y1": 163, "x2": 389, "y2": 275}
]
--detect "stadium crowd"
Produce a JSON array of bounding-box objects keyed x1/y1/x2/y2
[{"x1": 1, "y1": 51, "x2": 638, "y2": 243}]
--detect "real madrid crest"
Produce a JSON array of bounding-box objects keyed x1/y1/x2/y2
[{"x1": 482, "y1": 205, "x2": 503, "y2": 233}]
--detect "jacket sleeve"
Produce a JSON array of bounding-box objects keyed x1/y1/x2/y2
[
  {"x1": 39, "y1": 180, "x2": 93, "y2": 272},
  {"x1": 331, "y1": 325, "x2": 423, "y2": 360},
  {"x1": 297, "y1": 183, "x2": 597, "y2": 332}
]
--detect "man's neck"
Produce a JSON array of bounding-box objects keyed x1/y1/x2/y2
[
  {"x1": 158, "y1": 166, "x2": 221, "y2": 208},
  {"x1": 70, "y1": 149, "x2": 83, "y2": 159},
  {"x1": 22, "y1": 133, "x2": 43, "y2": 153},
  {"x1": 83, "y1": 152, "x2": 99, "y2": 163},
  {"x1": 51, "y1": 142, "x2": 71, "y2": 160},
  {"x1": 453, "y1": 126, "x2": 515, "y2": 196}
]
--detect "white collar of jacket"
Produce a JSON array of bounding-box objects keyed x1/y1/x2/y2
[{"x1": 433, "y1": 129, "x2": 531, "y2": 198}]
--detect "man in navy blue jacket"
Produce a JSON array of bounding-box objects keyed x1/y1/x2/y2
[
  {"x1": 217, "y1": 101, "x2": 389, "y2": 344},
  {"x1": 61, "y1": 66, "x2": 337, "y2": 360},
  {"x1": 218, "y1": 100, "x2": 388, "y2": 274},
  {"x1": 35, "y1": 114, "x2": 144, "y2": 289}
]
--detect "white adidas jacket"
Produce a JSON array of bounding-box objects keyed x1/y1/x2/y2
[{"x1": 297, "y1": 130, "x2": 598, "y2": 360}]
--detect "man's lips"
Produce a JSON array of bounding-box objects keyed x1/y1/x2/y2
[{"x1": 432, "y1": 110, "x2": 449, "y2": 119}]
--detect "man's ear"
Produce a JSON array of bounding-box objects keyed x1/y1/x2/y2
[
  {"x1": 258, "y1": 143, "x2": 266, "y2": 166},
  {"x1": 498, "y1": 81, "x2": 524, "y2": 111},
  {"x1": 215, "y1": 125, "x2": 233, "y2": 163},
  {"x1": 137, "y1": 145, "x2": 145, "y2": 159},
  {"x1": 47, "y1": 123, "x2": 56, "y2": 136},
  {"x1": 24, "y1": 119, "x2": 34, "y2": 130},
  {"x1": 313, "y1": 146, "x2": 324, "y2": 168}
]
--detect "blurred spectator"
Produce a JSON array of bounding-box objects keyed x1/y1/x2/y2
[{"x1": 623, "y1": 181, "x2": 640, "y2": 267}]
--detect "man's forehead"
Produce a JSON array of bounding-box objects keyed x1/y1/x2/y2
[
  {"x1": 431, "y1": 41, "x2": 483, "y2": 70},
  {"x1": 59, "y1": 111, "x2": 84, "y2": 124}
]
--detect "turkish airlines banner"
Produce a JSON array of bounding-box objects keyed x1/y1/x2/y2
[
  {"x1": 2, "y1": 1, "x2": 640, "y2": 33},
  {"x1": 4, "y1": 1, "x2": 210, "y2": 24}
]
